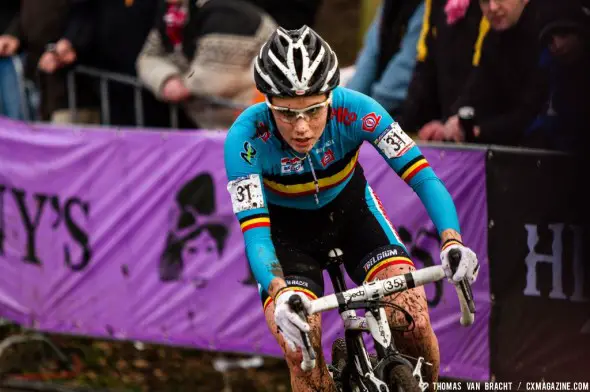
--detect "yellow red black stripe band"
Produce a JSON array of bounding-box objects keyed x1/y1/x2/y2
[
  {"x1": 399, "y1": 155, "x2": 430, "y2": 182},
  {"x1": 263, "y1": 150, "x2": 359, "y2": 196},
  {"x1": 263, "y1": 287, "x2": 318, "y2": 312},
  {"x1": 364, "y1": 257, "x2": 415, "y2": 282},
  {"x1": 442, "y1": 239, "x2": 463, "y2": 251},
  {"x1": 240, "y1": 214, "x2": 270, "y2": 232}
]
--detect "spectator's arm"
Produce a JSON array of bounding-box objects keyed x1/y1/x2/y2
[
  {"x1": 397, "y1": 0, "x2": 440, "y2": 132},
  {"x1": 63, "y1": 0, "x2": 95, "y2": 54},
  {"x1": 345, "y1": 5, "x2": 382, "y2": 95},
  {"x1": 472, "y1": 66, "x2": 549, "y2": 145},
  {"x1": 454, "y1": 36, "x2": 549, "y2": 145},
  {"x1": 370, "y1": 2, "x2": 425, "y2": 115},
  {"x1": 136, "y1": 29, "x2": 184, "y2": 99}
]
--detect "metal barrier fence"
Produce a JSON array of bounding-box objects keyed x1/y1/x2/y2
[{"x1": 66, "y1": 65, "x2": 250, "y2": 129}]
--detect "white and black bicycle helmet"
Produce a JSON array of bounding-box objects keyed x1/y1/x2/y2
[{"x1": 254, "y1": 25, "x2": 340, "y2": 97}]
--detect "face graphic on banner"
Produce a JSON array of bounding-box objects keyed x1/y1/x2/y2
[{"x1": 159, "y1": 173, "x2": 229, "y2": 282}]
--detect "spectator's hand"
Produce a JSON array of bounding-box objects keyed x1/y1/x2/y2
[
  {"x1": 161, "y1": 76, "x2": 191, "y2": 102},
  {"x1": 38, "y1": 51, "x2": 61, "y2": 73},
  {"x1": 418, "y1": 120, "x2": 446, "y2": 141},
  {"x1": 56, "y1": 39, "x2": 77, "y2": 65},
  {"x1": 443, "y1": 115, "x2": 465, "y2": 142},
  {"x1": 473, "y1": 126, "x2": 481, "y2": 138},
  {"x1": 0, "y1": 35, "x2": 20, "y2": 57}
]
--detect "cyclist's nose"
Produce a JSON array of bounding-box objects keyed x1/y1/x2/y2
[{"x1": 292, "y1": 117, "x2": 311, "y2": 134}]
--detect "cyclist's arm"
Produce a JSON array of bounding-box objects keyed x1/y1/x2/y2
[
  {"x1": 224, "y1": 125, "x2": 287, "y2": 298},
  {"x1": 351, "y1": 91, "x2": 462, "y2": 241}
]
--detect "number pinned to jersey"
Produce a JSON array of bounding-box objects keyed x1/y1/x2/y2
[
  {"x1": 375, "y1": 122, "x2": 415, "y2": 159},
  {"x1": 227, "y1": 174, "x2": 265, "y2": 213}
]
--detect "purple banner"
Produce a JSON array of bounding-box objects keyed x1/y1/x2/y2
[{"x1": 0, "y1": 118, "x2": 489, "y2": 380}]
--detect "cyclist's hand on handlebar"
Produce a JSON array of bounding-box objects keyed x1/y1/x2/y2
[
  {"x1": 274, "y1": 290, "x2": 312, "y2": 352},
  {"x1": 441, "y1": 243, "x2": 479, "y2": 284}
]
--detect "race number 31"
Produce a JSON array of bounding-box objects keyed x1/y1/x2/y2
[
  {"x1": 376, "y1": 122, "x2": 415, "y2": 159},
  {"x1": 227, "y1": 174, "x2": 265, "y2": 213}
]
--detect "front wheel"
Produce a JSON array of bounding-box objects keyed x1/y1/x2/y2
[
  {"x1": 388, "y1": 364, "x2": 423, "y2": 392},
  {"x1": 331, "y1": 338, "x2": 379, "y2": 392}
]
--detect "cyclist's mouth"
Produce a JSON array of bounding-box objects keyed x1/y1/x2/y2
[{"x1": 293, "y1": 138, "x2": 312, "y2": 147}]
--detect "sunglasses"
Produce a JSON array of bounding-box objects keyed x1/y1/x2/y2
[{"x1": 266, "y1": 93, "x2": 332, "y2": 124}]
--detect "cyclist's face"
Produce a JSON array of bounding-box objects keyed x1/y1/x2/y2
[
  {"x1": 269, "y1": 94, "x2": 330, "y2": 154},
  {"x1": 480, "y1": 0, "x2": 528, "y2": 31}
]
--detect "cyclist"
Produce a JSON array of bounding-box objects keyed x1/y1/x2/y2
[{"x1": 223, "y1": 25, "x2": 479, "y2": 392}]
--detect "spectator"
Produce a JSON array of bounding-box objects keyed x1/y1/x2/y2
[
  {"x1": 1, "y1": 0, "x2": 98, "y2": 124},
  {"x1": 63, "y1": 0, "x2": 169, "y2": 127},
  {"x1": 528, "y1": 0, "x2": 590, "y2": 152},
  {"x1": 346, "y1": 0, "x2": 425, "y2": 117},
  {"x1": 136, "y1": 0, "x2": 276, "y2": 130},
  {"x1": 397, "y1": 0, "x2": 490, "y2": 138},
  {"x1": 441, "y1": 0, "x2": 550, "y2": 146},
  {"x1": 0, "y1": 0, "x2": 25, "y2": 119}
]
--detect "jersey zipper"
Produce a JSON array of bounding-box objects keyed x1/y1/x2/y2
[{"x1": 305, "y1": 153, "x2": 320, "y2": 205}]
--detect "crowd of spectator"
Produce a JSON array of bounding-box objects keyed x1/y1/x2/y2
[
  {"x1": 347, "y1": 0, "x2": 589, "y2": 153},
  {"x1": 0, "y1": 0, "x2": 588, "y2": 154}
]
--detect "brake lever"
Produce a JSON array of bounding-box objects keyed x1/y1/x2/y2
[
  {"x1": 288, "y1": 294, "x2": 317, "y2": 370},
  {"x1": 448, "y1": 248, "x2": 476, "y2": 325}
]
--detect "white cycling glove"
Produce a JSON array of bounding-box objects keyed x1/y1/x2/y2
[
  {"x1": 274, "y1": 290, "x2": 312, "y2": 352},
  {"x1": 440, "y1": 243, "x2": 480, "y2": 285}
]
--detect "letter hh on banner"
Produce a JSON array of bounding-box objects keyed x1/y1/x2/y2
[
  {"x1": 486, "y1": 147, "x2": 590, "y2": 382},
  {"x1": 524, "y1": 223, "x2": 587, "y2": 302},
  {"x1": 524, "y1": 223, "x2": 567, "y2": 299}
]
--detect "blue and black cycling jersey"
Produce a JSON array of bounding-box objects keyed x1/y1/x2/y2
[{"x1": 224, "y1": 86, "x2": 460, "y2": 292}]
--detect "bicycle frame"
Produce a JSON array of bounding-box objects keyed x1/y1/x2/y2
[{"x1": 324, "y1": 251, "x2": 417, "y2": 391}]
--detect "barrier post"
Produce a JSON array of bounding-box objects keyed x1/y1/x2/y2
[
  {"x1": 99, "y1": 77, "x2": 111, "y2": 125},
  {"x1": 66, "y1": 71, "x2": 79, "y2": 123},
  {"x1": 170, "y1": 104, "x2": 179, "y2": 129},
  {"x1": 134, "y1": 86, "x2": 145, "y2": 127}
]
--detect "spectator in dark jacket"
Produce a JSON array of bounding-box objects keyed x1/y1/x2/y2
[
  {"x1": 397, "y1": 0, "x2": 490, "y2": 137},
  {"x1": 0, "y1": 0, "x2": 97, "y2": 123},
  {"x1": 41, "y1": 0, "x2": 174, "y2": 127},
  {"x1": 527, "y1": 0, "x2": 590, "y2": 152},
  {"x1": 441, "y1": 0, "x2": 550, "y2": 146}
]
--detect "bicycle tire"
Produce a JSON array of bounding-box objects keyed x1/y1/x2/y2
[
  {"x1": 388, "y1": 364, "x2": 422, "y2": 392},
  {"x1": 331, "y1": 338, "x2": 348, "y2": 372},
  {"x1": 332, "y1": 338, "x2": 381, "y2": 392},
  {"x1": 330, "y1": 338, "x2": 347, "y2": 392}
]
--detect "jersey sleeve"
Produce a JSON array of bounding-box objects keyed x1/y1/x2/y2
[
  {"x1": 348, "y1": 89, "x2": 461, "y2": 235},
  {"x1": 223, "y1": 125, "x2": 281, "y2": 292}
]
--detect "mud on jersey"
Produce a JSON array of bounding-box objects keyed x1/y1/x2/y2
[{"x1": 224, "y1": 86, "x2": 460, "y2": 291}]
